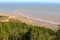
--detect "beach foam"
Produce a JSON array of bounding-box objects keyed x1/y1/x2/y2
[{"x1": 19, "y1": 13, "x2": 60, "y2": 25}]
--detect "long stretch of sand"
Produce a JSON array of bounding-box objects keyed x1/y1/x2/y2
[
  {"x1": 0, "y1": 13, "x2": 37, "y2": 24},
  {"x1": 0, "y1": 13, "x2": 59, "y2": 30}
]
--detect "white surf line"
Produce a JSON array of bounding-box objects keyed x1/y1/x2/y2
[
  {"x1": 19, "y1": 13, "x2": 26, "y2": 17},
  {"x1": 26, "y1": 17, "x2": 60, "y2": 25},
  {"x1": 19, "y1": 13, "x2": 60, "y2": 25}
]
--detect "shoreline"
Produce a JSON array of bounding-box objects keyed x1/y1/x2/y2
[
  {"x1": 15, "y1": 13, "x2": 60, "y2": 30},
  {"x1": 0, "y1": 13, "x2": 59, "y2": 30},
  {"x1": 18, "y1": 13, "x2": 60, "y2": 25}
]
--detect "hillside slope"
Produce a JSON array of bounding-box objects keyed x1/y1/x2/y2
[{"x1": 0, "y1": 17, "x2": 60, "y2": 40}]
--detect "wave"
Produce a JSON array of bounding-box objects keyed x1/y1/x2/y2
[
  {"x1": 19, "y1": 13, "x2": 60, "y2": 25},
  {"x1": 0, "y1": 8, "x2": 60, "y2": 25}
]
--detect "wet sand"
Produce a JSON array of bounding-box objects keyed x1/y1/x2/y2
[{"x1": 0, "y1": 13, "x2": 59, "y2": 30}]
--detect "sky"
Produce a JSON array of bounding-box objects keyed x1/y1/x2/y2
[{"x1": 0, "y1": 0, "x2": 60, "y2": 3}]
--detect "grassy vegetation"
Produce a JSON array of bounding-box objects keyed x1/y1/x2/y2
[
  {"x1": 0, "y1": 15, "x2": 8, "y2": 19},
  {"x1": 0, "y1": 19, "x2": 60, "y2": 40},
  {"x1": 0, "y1": 16, "x2": 5, "y2": 18}
]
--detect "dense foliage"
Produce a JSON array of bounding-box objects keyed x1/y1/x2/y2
[
  {"x1": 0, "y1": 20, "x2": 60, "y2": 40},
  {"x1": 0, "y1": 16, "x2": 4, "y2": 18},
  {"x1": 0, "y1": 16, "x2": 6, "y2": 18}
]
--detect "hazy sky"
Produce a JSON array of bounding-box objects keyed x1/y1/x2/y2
[{"x1": 0, "y1": 0, "x2": 60, "y2": 2}]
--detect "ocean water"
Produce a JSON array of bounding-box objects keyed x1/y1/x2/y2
[{"x1": 0, "y1": 2, "x2": 60, "y2": 25}]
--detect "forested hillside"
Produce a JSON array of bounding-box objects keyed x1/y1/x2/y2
[{"x1": 0, "y1": 16, "x2": 60, "y2": 40}]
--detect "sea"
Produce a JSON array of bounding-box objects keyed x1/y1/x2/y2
[{"x1": 0, "y1": 2, "x2": 60, "y2": 25}]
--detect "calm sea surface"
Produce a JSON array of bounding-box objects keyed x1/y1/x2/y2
[{"x1": 0, "y1": 2, "x2": 60, "y2": 24}]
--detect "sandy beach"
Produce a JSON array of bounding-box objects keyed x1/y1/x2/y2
[{"x1": 0, "y1": 13, "x2": 59, "y2": 30}]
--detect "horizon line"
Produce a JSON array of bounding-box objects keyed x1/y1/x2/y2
[{"x1": 0, "y1": 2, "x2": 60, "y2": 3}]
